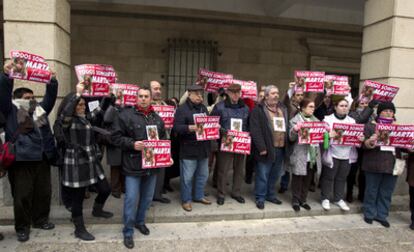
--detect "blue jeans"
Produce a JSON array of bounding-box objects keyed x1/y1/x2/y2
[
  {"x1": 180, "y1": 158, "x2": 209, "y2": 203},
  {"x1": 363, "y1": 171, "x2": 397, "y2": 221},
  {"x1": 255, "y1": 148, "x2": 285, "y2": 202},
  {"x1": 123, "y1": 174, "x2": 157, "y2": 238}
]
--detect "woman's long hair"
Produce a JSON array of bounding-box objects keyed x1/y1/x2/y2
[{"x1": 57, "y1": 92, "x2": 77, "y2": 116}]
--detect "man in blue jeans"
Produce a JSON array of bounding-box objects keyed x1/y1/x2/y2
[
  {"x1": 112, "y1": 87, "x2": 168, "y2": 249},
  {"x1": 173, "y1": 85, "x2": 212, "y2": 212},
  {"x1": 250, "y1": 85, "x2": 288, "y2": 210}
]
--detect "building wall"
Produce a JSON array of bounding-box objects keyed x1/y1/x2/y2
[{"x1": 71, "y1": 13, "x2": 362, "y2": 95}]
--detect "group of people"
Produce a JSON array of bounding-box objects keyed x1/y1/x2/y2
[{"x1": 0, "y1": 59, "x2": 413, "y2": 249}]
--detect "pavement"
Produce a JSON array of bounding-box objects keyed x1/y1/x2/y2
[{"x1": 0, "y1": 212, "x2": 413, "y2": 251}]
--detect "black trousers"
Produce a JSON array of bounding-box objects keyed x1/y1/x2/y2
[
  {"x1": 291, "y1": 164, "x2": 313, "y2": 205},
  {"x1": 410, "y1": 186, "x2": 414, "y2": 224},
  {"x1": 63, "y1": 178, "x2": 111, "y2": 218},
  {"x1": 8, "y1": 159, "x2": 51, "y2": 233}
]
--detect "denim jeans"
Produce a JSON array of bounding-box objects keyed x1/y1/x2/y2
[
  {"x1": 363, "y1": 171, "x2": 397, "y2": 221},
  {"x1": 180, "y1": 158, "x2": 209, "y2": 203},
  {"x1": 255, "y1": 147, "x2": 285, "y2": 202},
  {"x1": 122, "y1": 174, "x2": 157, "y2": 238}
]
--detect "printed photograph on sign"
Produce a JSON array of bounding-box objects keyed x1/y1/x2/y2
[
  {"x1": 377, "y1": 129, "x2": 391, "y2": 145},
  {"x1": 195, "y1": 122, "x2": 206, "y2": 139},
  {"x1": 11, "y1": 57, "x2": 28, "y2": 78},
  {"x1": 231, "y1": 118, "x2": 242, "y2": 132},
  {"x1": 221, "y1": 134, "x2": 234, "y2": 151},
  {"x1": 143, "y1": 147, "x2": 155, "y2": 167},
  {"x1": 300, "y1": 127, "x2": 310, "y2": 142},
  {"x1": 273, "y1": 117, "x2": 286, "y2": 132},
  {"x1": 146, "y1": 125, "x2": 159, "y2": 140}
]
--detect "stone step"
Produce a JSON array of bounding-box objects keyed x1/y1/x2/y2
[{"x1": 0, "y1": 178, "x2": 410, "y2": 225}]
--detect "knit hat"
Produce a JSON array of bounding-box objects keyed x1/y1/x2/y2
[{"x1": 377, "y1": 101, "x2": 396, "y2": 115}]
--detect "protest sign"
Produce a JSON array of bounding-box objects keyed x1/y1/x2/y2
[
  {"x1": 298, "y1": 121, "x2": 327, "y2": 144},
  {"x1": 220, "y1": 130, "x2": 251, "y2": 155},
  {"x1": 75, "y1": 64, "x2": 117, "y2": 97},
  {"x1": 232, "y1": 79, "x2": 258, "y2": 101},
  {"x1": 325, "y1": 75, "x2": 350, "y2": 96},
  {"x1": 294, "y1": 71, "x2": 325, "y2": 93},
  {"x1": 153, "y1": 105, "x2": 175, "y2": 129},
  {"x1": 110, "y1": 83, "x2": 139, "y2": 106},
  {"x1": 194, "y1": 116, "x2": 220, "y2": 141},
  {"x1": 375, "y1": 124, "x2": 414, "y2": 149},
  {"x1": 198, "y1": 69, "x2": 233, "y2": 93},
  {"x1": 331, "y1": 123, "x2": 365, "y2": 147},
  {"x1": 9, "y1": 50, "x2": 51, "y2": 83},
  {"x1": 360, "y1": 80, "x2": 399, "y2": 102},
  {"x1": 142, "y1": 140, "x2": 171, "y2": 169}
]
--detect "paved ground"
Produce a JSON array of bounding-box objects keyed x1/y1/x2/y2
[{"x1": 0, "y1": 212, "x2": 413, "y2": 251}]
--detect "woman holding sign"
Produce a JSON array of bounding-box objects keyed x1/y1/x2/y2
[
  {"x1": 362, "y1": 102, "x2": 398, "y2": 228},
  {"x1": 320, "y1": 99, "x2": 357, "y2": 211},
  {"x1": 57, "y1": 83, "x2": 113, "y2": 241},
  {"x1": 289, "y1": 98, "x2": 322, "y2": 212}
]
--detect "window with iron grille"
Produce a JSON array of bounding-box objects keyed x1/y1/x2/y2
[{"x1": 166, "y1": 39, "x2": 218, "y2": 99}]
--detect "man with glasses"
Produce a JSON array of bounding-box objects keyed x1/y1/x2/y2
[
  {"x1": 173, "y1": 85, "x2": 212, "y2": 212},
  {"x1": 0, "y1": 61, "x2": 58, "y2": 242}
]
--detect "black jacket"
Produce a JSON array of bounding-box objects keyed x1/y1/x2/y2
[
  {"x1": 249, "y1": 101, "x2": 288, "y2": 162},
  {"x1": 111, "y1": 106, "x2": 165, "y2": 177},
  {"x1": 173, "y1": 99, "x2": 211, "y2": 160}
]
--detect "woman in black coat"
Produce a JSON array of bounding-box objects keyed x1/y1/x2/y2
[{"x1": 56, "y1": 83, "x2": 113, "y2": 241}]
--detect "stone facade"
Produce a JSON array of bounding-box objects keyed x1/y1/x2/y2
[{"x1": 71, "y1": 13, "x2": 362, "y2": 95}]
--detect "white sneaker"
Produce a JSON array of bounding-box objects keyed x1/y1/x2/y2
[
  {"x1": 321, "y1": 199, "x2": 330, "y2": 210},
  {"x1": 335, "y1": 200, "x2": 350, "y2": 211}
]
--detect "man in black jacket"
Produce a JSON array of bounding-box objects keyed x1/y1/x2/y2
[
  {"x1": 0, "y1": 61, "x2": 57, "y2": 242},
  {"x1": 250, "y1": 85, "x2": 288, "y2": 210},
  {"x1": 111, "y1": 87, "x2": 167, "y2": 249},
  {"x1": 173, "y1": 85, "x2": 212, "y2": 212}
]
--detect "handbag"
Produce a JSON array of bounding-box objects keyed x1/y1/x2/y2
[
  {"x1": 393, "y1": 158, "x2": 406, "y2": 176},
  {"x1": 0, "y1": 128, "x2": 21, "y2": 169}
]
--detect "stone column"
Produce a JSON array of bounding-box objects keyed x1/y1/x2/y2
[
  {"x1": 360, "y1": 0, "x2": 414, "y2": 194},
  {"x1": 2, "y1": 0, "x2": 71, "y2": 205}
]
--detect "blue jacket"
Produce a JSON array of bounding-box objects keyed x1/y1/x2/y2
[
  {"x1": 0, "y1": 73, "x2": 58, "y2": 162},
  {"x1": 210, "y1": 99, "x2": 249, "y2": 133}
]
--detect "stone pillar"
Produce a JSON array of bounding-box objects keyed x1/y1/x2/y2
[
  {"x1": 360, "y1": 0, "x2": 414, "y2": 195},
  {"x1": 2, "y1": 0, "x2": 71, "y2": 205}
]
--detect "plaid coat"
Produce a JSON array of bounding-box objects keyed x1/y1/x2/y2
[{"x1": 60, "y1": 95, "x2": 105, "y2": 188}]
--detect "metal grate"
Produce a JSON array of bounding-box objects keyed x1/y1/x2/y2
[{"x1": 166, "y1": 39, "x2": 218, "y2": 99}]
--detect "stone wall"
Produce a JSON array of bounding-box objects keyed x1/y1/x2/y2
[{"x1": 71, "y1": 13, "x2": 362, "y2": 95}]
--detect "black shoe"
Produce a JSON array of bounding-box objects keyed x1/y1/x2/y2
[
  {"x1": 256, "y1": 201, "x2": 265, "y2": 210},
  {"x1": 278, "y1": 188, "x2": 287, "y2": 194},
  {"x1": 292, "y1": 205, "x2": 300, "y2": 212},
  {"x1": 300, "y1": 203, "x2": 311, "y2": 210},
  {"x1": 266, "y1": 198, "x2": 282, "y2": 205},
  {"x1": 164, "y1": 184, "x2": 174, "y2": 192},
  {"x1": 217, "y1": 197, "x2": 225, "y2": 205},
  {"x1": 92, "y1": 202, "x2": 114, "y2": 218},
  {"x1": 0, "y1": 233, "x2": 4, "y2": 241},
  {"x1": 33, "y1": 222, "x2": 55, "y2": 230},
  {"x1": 410, "y1": 223, "x2": 414, "y2": 230},
  {"x1": 135, "y1": 224, "x2": 150, "y2": 235},
  {"x1": 245, "y1": 177, "x2": 252, "y2": 184},
  {"x1": 112, "y1": 192, "x2": 121, "y2": 199},
  {"x1": 16, "y1": 231, "x2": 29, "y2": 242},
  {"x1": 374, "y1": 218, "x2": 390, "y2": 228},
  {"x1": 346, "y1": 194, "x2": 353, "y2": 203},
  {"x1": 73, "y1": 216, "x2": 95, "y2": 241},
  {"x1": 364, "y1": 217, "x2": 373, "y2": 224},
  {"x1": 231, "y1": 195, "x2": 245, "y2": 204},
  {"x1": 153, "y1": 197, "x2": 171, "y2": 204},
  {"x1": 124, "y1": 236, "x2": 134, "y2": 249}
]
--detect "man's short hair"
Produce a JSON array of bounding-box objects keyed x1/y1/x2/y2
[
  {"x1": 264, "y1": 85, "x2": 278, "y2": 97},
  {"x1": 13, "y1": 87, "x2": 33, "y2": 99},
  {"x1": 138, "y1": 86, "x2": 152, "y2": 96}
]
